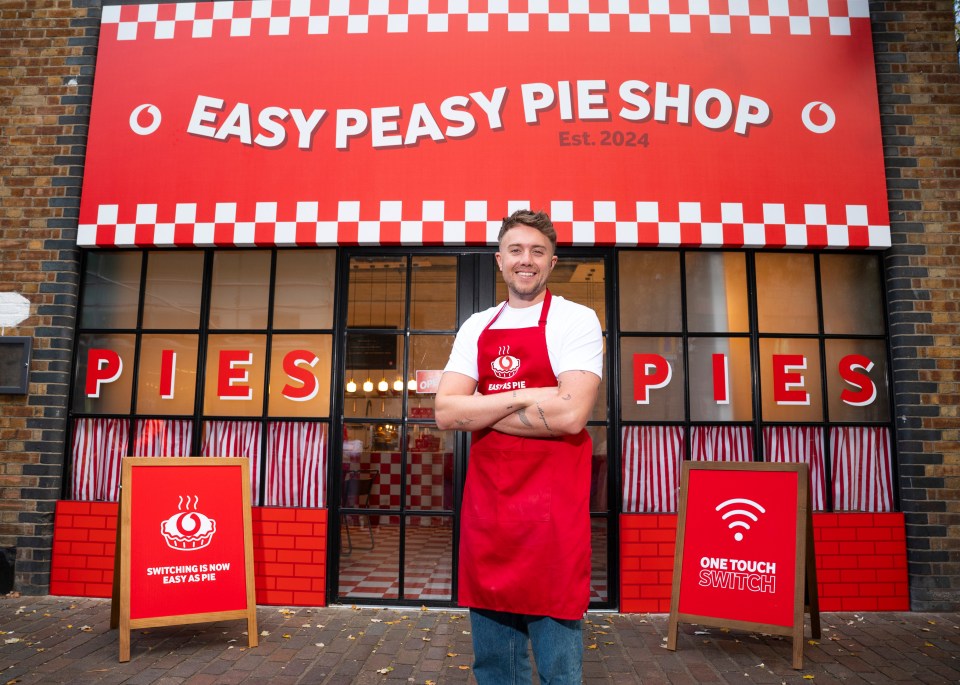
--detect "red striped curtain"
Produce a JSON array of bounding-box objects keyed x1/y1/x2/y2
[
  {"x1": 201, "y1": 420, "x2": 263, "y2": 503},
  {"x1": 831, "y1": 426, "x2": 894, "y2": 512},
  {"x1": 763, "y1": 425, "x2": 826, "y2": 511},
  {"x1": 265, "y1": 421, "x2": 328, "y2": 508},
  {"x1": 133, "y1": 419, "x2": 193, "y2": 457},
  {"x1": 621, "y1": 425, "x2": 684, "y2": 513},
  {"x1": 70, "y1": 418, "x2": 129, "y2": 502},
  {"x1": 690, "y1": 425, "x2": 753, "y2": 462}
]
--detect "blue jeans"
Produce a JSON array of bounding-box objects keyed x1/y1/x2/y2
[{"x1": 470, "y1": 609, "x2": 583, "y2": 685}]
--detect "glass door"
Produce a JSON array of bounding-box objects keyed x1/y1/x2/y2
[
  {"x1": 333, "y1": 249, "x2": 613, "y2": 609},
  {"x1": 335, "y1": 252, "x2": 462, "y2": 604}
]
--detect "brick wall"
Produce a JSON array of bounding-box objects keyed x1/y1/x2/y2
[
  {"x1": 620, "y1": 513, "x2": 910, "y2": 614},
  {"x1": 50, "y1": 501, "x2": 328, "y2": 607},
  {"x1": 0, "y1": 1, "x2": 96, "y2": 594},
  {"x1": 873, "y1": 2, "x2": 960, "y2": 610},
  {"x1": 1, "y1": 1, "x2": 958, "y2": 608}
]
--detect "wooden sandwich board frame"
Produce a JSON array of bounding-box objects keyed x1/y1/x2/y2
[
  {"x1": 112, "y1": 457, "x2": 258, "y2": 662},
  {"x1": 666, "y1": 461, "x2": 820, "y2": 669}
]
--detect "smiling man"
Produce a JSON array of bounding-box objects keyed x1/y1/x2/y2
[{"x1": 435, "y1": 209, "x2": 603, "y2": 685}]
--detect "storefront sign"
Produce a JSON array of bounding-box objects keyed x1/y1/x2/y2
[
  {"x1": 78, "y1": 1, "x2": 888, "y2": 249},
  {"x1": 115, "y1": 457, "x2": 258, "y2": 662},
  {"x1": 634, "y1": 352, "x2": 880, "y2": 407},
  {"x1": 667, "y1": 462, "x2": 820, "y2": 669}
]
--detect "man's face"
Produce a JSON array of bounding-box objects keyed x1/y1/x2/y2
[{"x1": 495, "y1": 225, "x2": 558, "y2": 303}]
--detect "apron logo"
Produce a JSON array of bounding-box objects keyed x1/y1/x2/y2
[{"x1": 491, "y1": 346, "x2": 522, "y2": 379}]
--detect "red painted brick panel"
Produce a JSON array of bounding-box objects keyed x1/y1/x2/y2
[
  {"x1": 620, "y1": 512, "x2": 910, "y2": 613},
  {"x1": 52, "y1": 502, "x2": 329, "y2": 607}
]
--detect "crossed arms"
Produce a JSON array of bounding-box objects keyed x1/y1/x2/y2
[{"x1": 434, "y1": 369, "x2": 600, "y2": 438}]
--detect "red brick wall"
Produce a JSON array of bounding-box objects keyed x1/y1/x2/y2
[
  {"x1": 620, "y1": 513, "x2": 910, "y2": 614},
  {"x1": 50, "y1": 501, "x2": 328, "y2": 607}
]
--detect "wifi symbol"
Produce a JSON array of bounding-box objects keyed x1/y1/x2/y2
[{"x1": 715, "y1": 498, "x2": 766, "y2": 542}]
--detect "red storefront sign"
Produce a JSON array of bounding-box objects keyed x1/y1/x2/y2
[
  {"x1": 667, "y1": 462, "x2": 819, "y2": 669},
  {"x1": 78, "y1": 1, "x2": 889, "y2": 249},
  {"x1": 117, "y1": 457, "x2": 258, "y2": 661}
]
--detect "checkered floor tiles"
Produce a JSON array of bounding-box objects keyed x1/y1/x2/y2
[{"x1": 336, "y1": 521, "x2": 610, "y2": 605}]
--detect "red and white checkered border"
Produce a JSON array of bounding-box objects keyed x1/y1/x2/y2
[
  {"x1": 100, "y1": 1, "x2": 872, "y2": 40},
  {"x1": 77, "y1": 199, "x2": 891, "y2": 249}
]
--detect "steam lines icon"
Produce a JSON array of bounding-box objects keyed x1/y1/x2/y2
[{"x1": 715, "y1": 498, "x2": 766, "y2": 542}]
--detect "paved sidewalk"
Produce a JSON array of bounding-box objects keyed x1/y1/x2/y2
[{"x1": 0, "y1": 596, "x2": 958, "y2": 684}]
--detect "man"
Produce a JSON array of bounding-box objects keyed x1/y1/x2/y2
[{"x1": 435, "y1": 209, "x2": 603, "y2": 684}]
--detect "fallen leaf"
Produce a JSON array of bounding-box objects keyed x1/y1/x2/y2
[
  {"x1": 446, "y1": 652, "x2": 459, "y2": 658},
  {"x1": 924, "y1": 642, "x2": 934, "y2": 647},
  {"x1": 808, "y1": 639, "x2": 819, "y2": 645},
  {"x1": 376, "y1": 666, "x2": 394, "y2": 674},
  {"x1": 79, "y1": 626, "x2": 93, "y2": 632},
  {"x1": 371, "y1": 618, "x2": 382, "y2": 623},
  {"x1": 586, "y1": 643, "x2": 598, "y2": 650},
  {"x1": 348, "y1": 634, "x2": 356, "y2": 640},
  {"x1": 458, "y1": 665, "x2": 470, "y2": 671},
  {"x1": 4, "y1": 638, "x2": 21, "y2": 644},
  {"x1": 302, "y1": 624, "x2": 312, "y2": 628},
  {"x1": 422, "y1": 637, "x2": 431, "y2": 642},
  {"x1": 282, "y1": 634, "x2": 292, "y2": 639},
  {"x1": 803, "y1": 675, "x2": 815, "y2": 680},
  {"x1": 315, "y1": 642, "x2": 325, "y2": 648}
]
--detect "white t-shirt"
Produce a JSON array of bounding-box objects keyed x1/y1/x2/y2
[{"x1": 444, "y1": 295, "x2": 603, "y2": 382}]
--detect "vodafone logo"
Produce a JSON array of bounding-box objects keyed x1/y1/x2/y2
[{"x1": 491, "y1": 346, "x2": 521, "y2": 379}]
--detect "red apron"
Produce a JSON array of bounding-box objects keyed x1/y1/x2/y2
[{"x1": 458, "y1": 290, "x2": 592, "y2": 620}]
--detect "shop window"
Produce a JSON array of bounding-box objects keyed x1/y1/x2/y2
[
  {"x1": 687, "y1": 337, "x2": 752, "y2": 421},
  {"x1": 618, "y1": 252, "x2": 681, "y2": 332},
  {"x1": 820, "y1": 254, "x2": 885, "y2": 335},
  {"x1": 209, "y1": 251, "x2": 271, "y2": 329},
  {"x1": 79, "y1": 252, "x2": 141, "y2": 329},
  {"x1": 268, "y1": 334, "x2": 332, "y2": 418},
  {"x1": 824, "y1": 338, "x2": 890, "y2": 423},
  {"x1": 411, "y1": 255, "x2": 457, "y2": 330},
  {"x1": 831, "y1": 426, "x2": 894, "y2": 512},
  {"x1": 201, "y1": 420, "x2": 262, "y2": 502},
  {"x1": 133, "y1": 419, "x2": 193, "y2": 457},
  {"x1": 202, "y1": 334, "x2": 267, "y2": 417},
  {"x1": 587, "y1": 425, "x2": 609, "y2": 512},
  {"x1": 404, "y1": 334, "x2": 454, "y2": 420},
  {"x1": 72, "y1": 334, "x2": 136, "y2": 414},
  {"x1": 690, "y1": 425, "x2": 753, "y2": 462},
  {"x1": 142, "y1": 251, "x2": 203, "y2": 329},
  {"x1": 264, "y1": 421, "x2": 328, "y2": 508},
  {"x1": 619, "y1": 336, "x2": 684, "y2": 422},
  {"x1": 763, "y1": 426, "x2": 826, "y2": 511},
  {"x1": 135, "y1": 334, "x2": 199, "y2": 415},
  {"x1": 273, "y1": 250, "x2": 336, "y2": 329},
  {"x1": 758, "y1": 338, "x2": 823, "y2": 423},
  {"x1": 685, "y1": 252, "x2": 749, "y2": 333},
  {"x1": 755, "y1": 253, "x2": 818, "y2": 333},
  {"x1": 70, "y1": 417, "x2": 129, "y2": 502},
  {"x1": 347, "y1": 256, "x2": 407, "y2": 330},
  {"x1": 621, "y1": 425, "x2": 683, "y2": 513}
]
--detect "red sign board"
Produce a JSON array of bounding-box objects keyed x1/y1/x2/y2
[
  {"x1": 78, "y1": 1, "x2": 889, "y2": 249},
  {"x1": 117, "y1": 457, "x2": 258, "y2": 661},
  {"x1": 668, "y1": 461, "x2": 819, "y2": 669},
  {"x1": 677, "y1": 467, "x2": 798, "y2": 626}
]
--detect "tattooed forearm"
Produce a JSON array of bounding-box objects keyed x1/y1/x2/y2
[
  {"x1": 516, "y1": 408, "x2": 533, "y2": 427},
  {"x1": 455, "y1": 418, "x2": 474, "y2": 427},
  {"x1": 535, "y1": 401, "x2": 555, "y2": 433}
]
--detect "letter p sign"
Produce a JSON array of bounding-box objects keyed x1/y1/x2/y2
[
  {"x1": 633, "y1": 353, "x2": 672, "y2": 404},
  {"x1": 86, "y1": 348, "x2": 123, "y2": 398}
]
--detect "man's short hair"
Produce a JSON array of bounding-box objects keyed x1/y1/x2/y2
[{"x1": 498, "y1": 209, "x2": 557, "y2": 252}]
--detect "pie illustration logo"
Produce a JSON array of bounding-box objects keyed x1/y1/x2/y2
[
  {"x1": 160, "y1": 496, "x2": 217, "y2": 551},
  {"x1": 491, "y1": 346, "x2": 522, "y2": 379}
]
